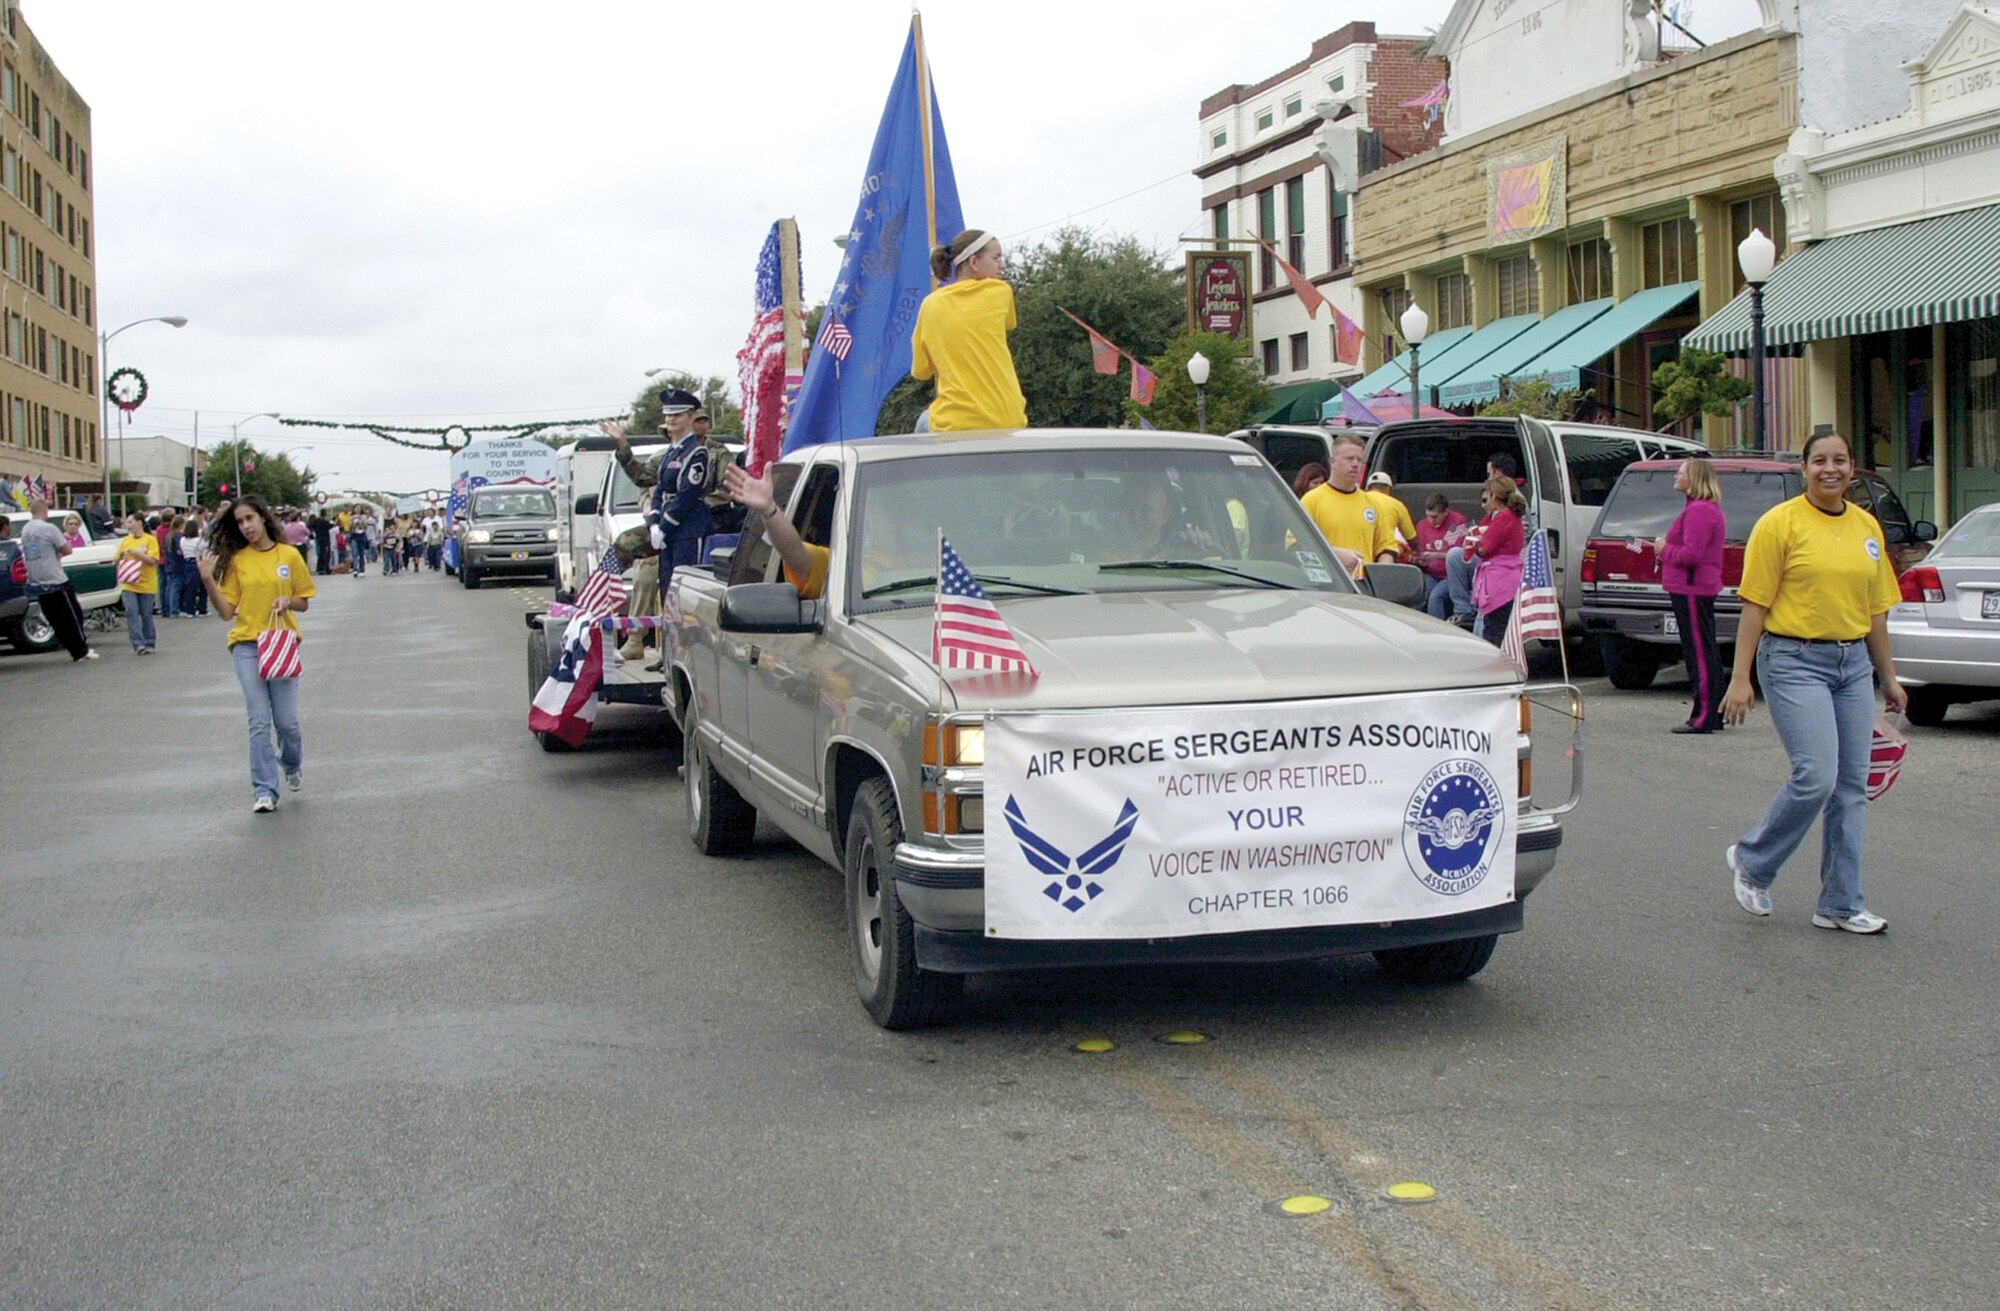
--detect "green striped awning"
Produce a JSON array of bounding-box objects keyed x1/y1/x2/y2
[{"x1": 1682, "y1": 203, "x2": 2000, "y2": 354}]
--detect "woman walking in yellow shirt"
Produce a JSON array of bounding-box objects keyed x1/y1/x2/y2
[
  {"x1": 197, "y1": 497, "x2": 317, "y2": 813},
  {"x1": 1721, "y1": 431, "x2": 1905, "y2": 934},
  {"x1": 115, "y1": 512, "x2": 162, "y2": 654},
  {"x1": 909, "y1": 229, "x2": 1028, "y2": 432}
]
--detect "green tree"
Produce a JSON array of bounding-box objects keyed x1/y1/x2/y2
[
  {"x1": 626, "y1": 373, "x2": 743, "y2": 436},
  {"x1": 1650, "y1": 347, "x2": 1752, "y2": 424},
  {"x1": 1011, "y1": 227, "x2": 1186, "y2": 428},
  {"x1": 1478, "y1": 378, "x2": 1591, "y2": 421},
  {"x1": 1127, "y1": 330, "x2": 1269, "y2": 433},
  {"x1": 199, "y1": 439, "x2": 314, "y2": 507}
]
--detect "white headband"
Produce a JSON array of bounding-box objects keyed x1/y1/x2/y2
[{"x1": 950, "y1": 232, "x2": 995, "y2": 269}]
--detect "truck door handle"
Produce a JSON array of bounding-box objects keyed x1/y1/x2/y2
[{"x1": 749, "y1": 645, "x2": 761, "y2": 667}]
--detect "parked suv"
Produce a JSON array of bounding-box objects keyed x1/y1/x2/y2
[
  {"x1": 1225, "y1": 423, "x2": 1371, "y2": 488},
  {"x1": 1579, "y1": 454, "x2": 1935, "y2": 689},
  {"x1": 457, "y1": 486, "x2": 559, "y2": 589},
  {"x1": 1364, "y1": 417, "x2": 1706, "y2": 638}
]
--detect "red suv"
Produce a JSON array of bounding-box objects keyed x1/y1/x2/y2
[{"x1": 1579, "y1": 454, "x2": 1936, "y2": 689}]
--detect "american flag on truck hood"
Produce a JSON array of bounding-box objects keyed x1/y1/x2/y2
[
  {"x1": 932, "y1": 535, "x2": 1037, "y2": 677},
  {"x1": 1500, "y1": 529, "x2": 1561, "y2": 675}
]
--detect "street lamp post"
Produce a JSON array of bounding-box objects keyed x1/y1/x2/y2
[
  {"x1": 1186, "y1": 352, "x2": 1211, "y2": 434},
  {"x1": 1400, "y1": 303, "x2": 1431, "y2": 422},
  {"x1": 230, "y1": 412, "x2": 279, "y2": 498},
  {"x1": 99, "y1": 315, "x2": 189, "y2": 506},
  {"x1": 1736, "y1": 228, "x2": 1777, "y2": 451}
]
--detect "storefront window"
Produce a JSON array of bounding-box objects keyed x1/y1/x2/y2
[
  {"x1": 1853, "y1": 327, "x2": 1936, "y2": 473},
  {"x1": 1954, "y1": 319, "x2": 2000, "y2": 475}
]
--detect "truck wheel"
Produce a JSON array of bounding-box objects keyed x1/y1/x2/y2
[
  {"x1": 9, "y1": 604, "x2": 59, "y2": 653},
  {"x1": 526, "y1": 627, "x2": 574, "y2": 753},
  {"x1": 462, "y1": 566, "x2": 480, "y2": 590},
  {"x1": 684, "y1": 719, "x2": 756, "y2": 855},
  {"x1": 846, "y1": 777, "x2": 961, "y2": 1029},
  {"x1": 1374, "y1": 934, "x2": 1498, "y2": 984},
  {"x1": 1601, "y1": 636, "x2": 1660, "y2": 691},
  {"x1": 1904, "y1": 687, "x2": 1950, "y2": 727}
]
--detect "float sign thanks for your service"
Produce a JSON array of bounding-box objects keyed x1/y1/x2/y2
[{"x1": 983, "y1": 688, "x2": 1518, "y2": 940}]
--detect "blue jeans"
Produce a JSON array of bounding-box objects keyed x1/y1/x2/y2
[
  {"x1": 122, "y1": 591, "x2": 156, "y2": 650},
  {"x1": 1444, "y1": 547, "x2": 1477, "y2": 616},
  {"x1": 348, "y1": 535, "x2": 367, "y2": 574},
  {"x1": 230, "y1": 641, "x2": 303, "y2": 801},
  {"x1": 1735, "y1": 637, "x2": 1876, "y2": 917},
  {"x1": 180, "y1": 565, "x2": 208, "y2": 615},
  {"x1": 1425, "y1": 575, "x2": 1453, "y2": 618},
  {"x1": 158, "y1": 561, "x2": 182, "y2": 617}
]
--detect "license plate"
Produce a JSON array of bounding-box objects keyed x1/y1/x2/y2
[
  {"x1": 510, "y1": 551, "x2": 530, "y2": 560},
  {"x1": 1662, "y1": 615, "x2": 1679, "y2": 636},
  {"x1": 1983, "y1": 592, "x2": 2000, "y2": 620}
]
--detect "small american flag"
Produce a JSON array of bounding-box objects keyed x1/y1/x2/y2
[
  {"x1": 817, "y1": 315, "x2": 853, "y2": 362},
  {"x1": 932, "y1": 536, "x2": 1037, "y2": 676},
  {"x1": 572, "y1": 547, "x2": 630, "y2": 619},
  {"x1": 1501, "y1": 529, "x2": 1561, "y2": 674}
]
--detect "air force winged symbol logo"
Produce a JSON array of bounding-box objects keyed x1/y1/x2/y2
[
  {"x1": 1003, "y1": 796, "x2": 1140, "y2": 913},
  {"x1": 1402, "y1": 759, "x2": 1506, "y2": 896}
]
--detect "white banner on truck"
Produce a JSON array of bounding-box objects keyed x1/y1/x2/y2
[{"x1": 983, "y1": 687, "x2": 1519, "y2": 940}]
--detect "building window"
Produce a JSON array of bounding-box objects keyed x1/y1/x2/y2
[
  {"x1": 1261, "y1": 338, "x2": 1280, "y2": 375},
  {"x1": 1211, "y1": 129, "x2": 1227, "y2": 151},
  {"x1": 1382, "y1": 286, "x2": 1413, "y2": 333},
  {"x1": 1434, "y1": 272, "x2": 1472, "y2": 331},
  {"x1": 1950, "y1": 319, "x2": 2000, "y2": 478},
  {"x1": 1211, "y1": 204, "x2": 1229, "y2": 243},
  {"x1": 1494, "y1": 253, "x2": 1539, "y2": 317},
  {"x1": 1284, "y1": 96, "x2": 1304, "y2": 118},
  {"x1": 1328, "y1": 183, "x2": 1349, "y2": 269},
  {"x1": 1257, "y1": 188, "x2": 1277, "y2": 290},
  {"x1": 1728, "y1": 193, "x2": 1789, "y2": 294},
  {"x1": 1568, "y1": 238, "x2": 1613, "y2": 302},
  {"x1": 1256, "y1": 108, "x2": 1274, "y2": 131},
  {"x1": 1290, "y1": 333, "x2": 1311, "y2": 371},
  {"x1": 1641, "y1": 216, "x2": 1699, "y2": 289},
  {"x1": 1286, "y1": 177, "x2": 1306, "y2": 271},
  {"x1": 1327, "y1": 74, "x2": 1346, "y2": 93}
]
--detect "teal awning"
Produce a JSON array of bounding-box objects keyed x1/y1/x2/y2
[
  {"x1": 1252, "y1": 378, "x2": 1342, "y2": 425},
  {"x1": 1506, "y1": 282, "x2": 1700, "y2": 392},
  {"x1": 1416, "y1": 314, "x2": 1542, "y2": 391},
  {"x1": 1346, "y1": 325, "x2": 1475, "y2": 399},
  {"x1": 1436, "y1": 299, "x2": 1616, "y2": 406},
  {"x1": 1683, "y1": 204, "x2": 2000, "y2": 353}
]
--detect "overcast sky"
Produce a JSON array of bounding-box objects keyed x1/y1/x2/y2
[{"x1": 34, "y1": 0, "x2": 1766, "y2": 493}]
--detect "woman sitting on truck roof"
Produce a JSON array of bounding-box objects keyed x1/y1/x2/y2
[{"x1": 908, "y1": 229, "x2": 1028, "y2": 433}]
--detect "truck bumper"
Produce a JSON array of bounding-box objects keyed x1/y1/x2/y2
[
  {"x1": 1581, "y1": 599, "x2": 1740, "y2": 647},
  {"x1": 894, "y1": 823, "x2": 1559, "y2": 974},
  {"x1": 467, "y1": 545, "x2": 558, "y2": 574}
]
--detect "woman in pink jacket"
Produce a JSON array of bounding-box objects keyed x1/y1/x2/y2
[
  {"x1": 1654, "y1": 457, "x2": 1727, "y2": 733},
  {"x1": 1469, "y1": 475, "x2": 1527, "y2": 646}
]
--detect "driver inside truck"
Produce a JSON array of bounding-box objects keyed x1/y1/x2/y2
[{"x1": 719, "y1": 464, "x2": 937, "y2": 600}]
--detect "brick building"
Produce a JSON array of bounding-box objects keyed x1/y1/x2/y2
[
  {"x1": 1193, "y1": 24, "x2": 1445, "y2": 420},
  {"x1": 0, "y1": 2, "x2": 99, "y2": 502}
]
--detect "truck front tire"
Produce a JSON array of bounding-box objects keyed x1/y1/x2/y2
[
  {"x1": 526, "y1": 626, "x2": 575, "y2": 753},
  {"x1": 845, "y1": 777, "x2": 961, "y2": 1030},
  {"x1": 1374, "y1": 934, "x2": 1498, "y2": 984},
  {"x1": 684, "y1": 720, "x2": 756, "y2": 855}
]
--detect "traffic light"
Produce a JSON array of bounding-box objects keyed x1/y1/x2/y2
[
  {"x1": 218, "y1": 483, "x2": 233, "y2": 499},
  {"x1": 184, "y1": 466, "x2": 195, "y2": 495}
]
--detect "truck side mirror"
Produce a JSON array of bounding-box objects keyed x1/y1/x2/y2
[
  {"x1": 1913, "y1": 520, "x2": 1938, "y2": 543},
  {"x1": 1361, "y1": 562, "x2": 1428, "y2": 609},
  {"x1": 574, "y1": 493, "x2": 599, "y2": 517},
  {"x1": 719, "y1": 582, "x2": 820, "y2": 634}
]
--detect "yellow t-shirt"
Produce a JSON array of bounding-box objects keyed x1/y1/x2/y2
[
  {"x1": 784, "y1": 543, "x2": 832, "y2": 601},
  {"x1": 116, "y1": 533, "x2": 161, "y2": 594},
  {"x1": 219, "y1": 543, "x2": 317, "y2": 646},
  {"x1": 1300, "y1": 483, "x2": 1397, "y2": 569},
  {"x1": 1737, "y1": 495, "x2": 1900, "y2": 641},
  {"x1": 1368, "y1": 489, "x2": 1417, "y2": 553},
  {"x1": 909, "y1": 278, "x2": 1028, "y2": 432}
]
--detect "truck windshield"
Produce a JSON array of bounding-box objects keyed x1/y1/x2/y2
[
  {"x1": 471, "y1": 489, "x2": 555, "y2": 518},
  {"x1": 849, "y1": 448, "x2": 1359, "y2": 607}
]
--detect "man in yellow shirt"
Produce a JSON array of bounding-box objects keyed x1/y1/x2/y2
[
  {"x1": 1300, "y1": 435, "x2": 1398, "y2": 574},
  {"x1": 115, "y1": 512, "x2": 162, "y2": 654},
  {"x1": 1366, "y1": 471, "x2": 1417, "y2": 560},
  {"x1": 909, "y1": 231, "x2": 1028, "y2": 432}
]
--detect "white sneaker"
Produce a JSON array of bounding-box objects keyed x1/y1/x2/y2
[
  {"x1": 1728, "y1": 845, "x2": 1770, "y2": 917},
  {"x1": 252, "y1": 795, "x2": 277, "y2": 813},
  {"x1": 1813, "y1": 909, "x2": 1887, "y2": 935}
]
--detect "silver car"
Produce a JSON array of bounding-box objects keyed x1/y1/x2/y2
[{"x1": 1888, "y1": 502, "x2": 2000, "y2": 725}]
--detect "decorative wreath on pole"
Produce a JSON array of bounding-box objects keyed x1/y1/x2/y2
[{"x1": 106, "y1": 367, "x2": 149, "y2": 416}]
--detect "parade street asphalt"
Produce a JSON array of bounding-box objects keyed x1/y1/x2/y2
[{"x1": 2, "y1": 569, "x2": 1995, "y2": 1310}]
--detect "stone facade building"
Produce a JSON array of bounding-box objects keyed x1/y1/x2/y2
[
  {"x1": 1193, "y1": 23, "x2": 1445, "y2": 420},
  {"x1": 0, "y1": 2, "x2": 98, "y2": 501}
]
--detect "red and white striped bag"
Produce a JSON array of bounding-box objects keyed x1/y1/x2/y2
[
  {"x1": 256, "y1": 627, "x2": 303, "y2": 680},
  {"x1": 1866, "y1": 714, "x2": 1907, "y2": 802},
  {"x1": 115, "y1": 557, "x2": 143, "y2": 584}
]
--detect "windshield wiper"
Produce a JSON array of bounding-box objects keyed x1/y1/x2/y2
[
  {"x1": 1095, "y1": 560, "x2": 1296, "y2": 589},
  {"x1": 863, "y1": 573, "x2": 1083, "y2": 598}
]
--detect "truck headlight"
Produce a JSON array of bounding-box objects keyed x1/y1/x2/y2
[
  {"x1": 922, "y1": 721, "x2": 985, "y2": 766},
  {"x1": 467, "y1": 530, "x2": 492, "y2": 544},
  {"x1": 546, "y1": 528, "x2": 560, "y2": 541}
]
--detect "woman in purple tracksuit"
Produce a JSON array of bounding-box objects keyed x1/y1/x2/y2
[{"x1": 1655, "y1": 457, "x2": 1726, "y2": 734}]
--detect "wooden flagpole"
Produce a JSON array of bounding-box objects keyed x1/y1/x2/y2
[
  {"x1": 913, "y1": 11, "x2": 939, "y2": 288},
  {"x1": 778, "y1": 217, "x2": 803, "y2": 375}
]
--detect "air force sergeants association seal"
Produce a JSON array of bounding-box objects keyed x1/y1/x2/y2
[
  {"x1": 1003, "y1": 796, "x2": 1140, "y2": 913},
  {"x1": 1402, "y1": 759, "x2": 1507, "y2": 896}
]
